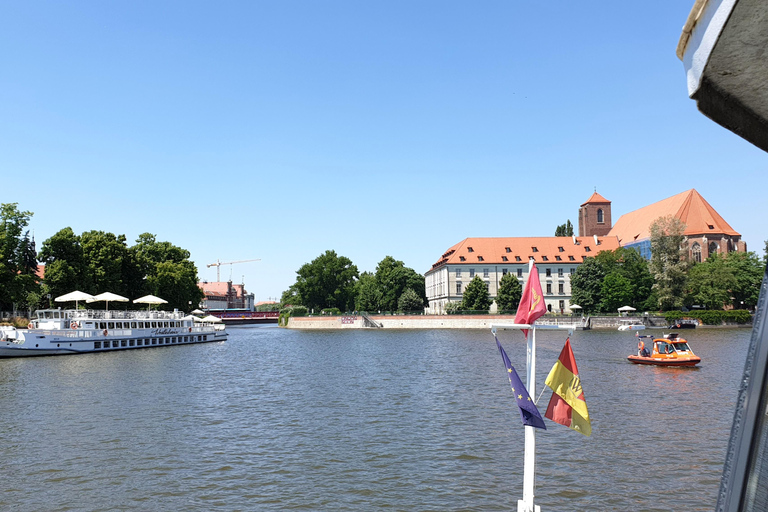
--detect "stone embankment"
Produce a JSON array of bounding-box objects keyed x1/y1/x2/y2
[{"x1": 285, "y1": 314, "x2": 673, "y2": 330}]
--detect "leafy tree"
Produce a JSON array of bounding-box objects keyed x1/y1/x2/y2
[
  {"x1": 595, "y1": 247, "x2": 654, "y2": 309},
  {"x1": 0, "y1": 203, "x2": 40, "y2": 310},
  {"x1": 397, "y1": 288, "x2": 424, "y2": 312},
  {"x1": 555, "y1": 220, "x2": 574, "y2": 237},
  {"x1": 599, "y1": 272, "x2": 634, "y2": 312},
  {"x1": 354, "y1": 272, "x2": 383, "y2": 311},
  {"x1": 374, "y1": 256, "x2": 426, "y2": 311},
  {"x1": 724, "y1": 251, "x2": 764, "y2": 309},
  {"x1": 461, "y1": 275, "x2": 491, "y2": 311},
  {"x1": 38, "y1": 227, "x2": 88, "y2": 299},
  {"x1": 81, "y1": 230, "x2": 132, "y2": 296},
  {"x1": 649, "y1": 216, "x2": 688, "y2": 310},
  {"x1": 569, "y1": 258, "x2": 605, "y2": 313},
  {"x1": 280, "y1": 284, "x2": 303, "y2": 307},
  {"x1": 496, "y1": 272, "x2": 522, "y2": 311},
  {"x1": 684, "y1": 254, "x2": 735, "y2": 310},
  {"x1": 292, "y1": 250, "x2": 359, "y2": 311}
]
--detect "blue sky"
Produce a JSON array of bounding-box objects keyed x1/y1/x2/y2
[{"x1": 2, "y1": 2, "x2": 766, "y2": 302}]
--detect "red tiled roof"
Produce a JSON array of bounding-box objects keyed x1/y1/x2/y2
[
  {"x1": 581, "y1": 191, "x2": 611, "y2": 206},
  {"x1": 608, "y1": 189, "x2": 739, "y2": 244},
  {"x1": 430, "y1": 236, "x2": 620, "y2": 270}
]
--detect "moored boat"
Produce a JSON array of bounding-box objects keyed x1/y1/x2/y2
[
  {"x1": 0, "y1": 307, "x2": 227, "y2": 357},
  {"x1": 627, "y1": 333, "x2": 700, "y2": 367}
]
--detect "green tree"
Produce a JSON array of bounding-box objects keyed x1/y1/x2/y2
[
  {"x1": 461, "y1": 275, "x2": 491, "y2": 311},
  {"x1": 38, "y1": 227, "x2": 88, "y2": 299},
  {"x1": 724, "y1": 251, "x2": 764, "y2": 309},
  {"x1": 649, "y1": 216, "x2": 688, "y2": 310},
  {"x1": 684, "y1": 254, "x2": 735, "y2": 309},
  {"x1": 374, "y1": 256, "x2": 426, "y2": 311},
  {"x1": 81, "y1": 230, "x2": 132, "y2": 296},
  {"x1": 397, "y1": 288, "x2": 423, "y2": 312},
  {"x1": 595, "y1": 247, "x2": 654, "y2": 309},
  {"x1": 599, "y1": 272, "x2": 634, "y2": 312},
  {"x1": 555, "y1": 220, "x2": 574, "y2": 237},
  {"x1": 496, "y1": 272, "x2": 522, "y2": 311},
  {"x1": 354, "y1": 272, "x2": 383, "y2": 311},
  {"x1": 569, "y1": 257, "x2": 605, "y2": 313},
  {"x1": 280, "y1": 284, "x2": 303, "y2": 307},
  {"x1": 292, "y1": 250, "x2": 359, "y2": 311},
  {"x1": 0, "y1": 203, "x2": 40, "y2": 310}
]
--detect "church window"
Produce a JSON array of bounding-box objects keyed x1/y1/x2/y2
[
  {"x1": 692, "y1": 243, "x2": 702, "y2": 263},
  {"x1": 709, "y1": 242, "x2": 719, "y2": 255},
  {"x1": 597, "y1": 209, "x2": 604, "y2": 223}
]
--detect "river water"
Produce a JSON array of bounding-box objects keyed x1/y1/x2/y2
[{"x1": 0, "y1": 325, "x2": 751, "y2": 511}]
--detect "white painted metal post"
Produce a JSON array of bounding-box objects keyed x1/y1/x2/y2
[{"x1": 518, "y1": 326, "x2": 539, "y2": 512}]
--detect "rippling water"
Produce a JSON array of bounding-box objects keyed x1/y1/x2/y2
[{"x1": 0, "y1": 325, "x2": 751, "y2": 511}]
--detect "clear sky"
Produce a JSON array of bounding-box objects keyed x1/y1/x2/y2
[{"x1": 2, "y1": 2, "x2": 766, "y2": 302}]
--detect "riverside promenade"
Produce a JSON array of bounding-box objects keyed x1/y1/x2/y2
[{"x1": 284, "y1": 314, "x2": 668, "y2": 330}]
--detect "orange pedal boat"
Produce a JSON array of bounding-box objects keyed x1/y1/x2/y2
[{"x1": 627, "y1": 333, "x2": 701, "y2": 367}]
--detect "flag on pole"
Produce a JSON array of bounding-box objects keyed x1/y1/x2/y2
[
  {"x1": 544, "y1": 337, "x2": 591, "y2": 436},
  {"x1": 496, "y1": 337, "x2": 546, "y2": 429},
  {"x1": 514, "y1": 262, "x2": 547, "y2": 337}
]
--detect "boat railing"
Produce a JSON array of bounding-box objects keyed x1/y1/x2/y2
[{"x1": 66, "y1": 309, "x2": 186, "y2": 321}]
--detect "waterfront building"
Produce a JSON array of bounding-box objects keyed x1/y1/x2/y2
[
  {"x1": 425, "y1": 236, "x2": 620, "y2": 314},
  {"x1": 198, "y1": 281, "x2": 255, "y2": 311},
  {"x1": 595, "y1": 189, "x2": 746, "y2": 261}
]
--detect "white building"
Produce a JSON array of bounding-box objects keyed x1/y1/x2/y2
[{"x1": 425, "y1": 236, "x2": 620, "y2": 314}]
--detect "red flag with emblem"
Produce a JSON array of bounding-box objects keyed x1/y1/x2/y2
[{"x1": 514, "y1": 262, "x2": 547, "y2": 336}]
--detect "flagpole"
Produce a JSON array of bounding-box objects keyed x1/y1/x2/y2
[{"x1": 520, "y1": 325, "x2": 539, "y2": 512}]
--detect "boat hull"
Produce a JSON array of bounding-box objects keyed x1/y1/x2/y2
[{"x1": 627, "y1": 354, "x2": 701, "y2": 367}]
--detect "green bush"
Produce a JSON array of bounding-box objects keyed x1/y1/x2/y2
[
  {"x1": 321, "y1": 308, "x2": 341, "y2": 316},
  {"x1": 278, "y1": 306, "x2": 309, "y2": 327},
  {"x1": 664, "y1": 310, "x2": 753, "y2": 325}
]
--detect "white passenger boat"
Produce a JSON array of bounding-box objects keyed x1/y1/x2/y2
[{"x1": 0, "y1": 308, "x2": 227, "y2": 357}]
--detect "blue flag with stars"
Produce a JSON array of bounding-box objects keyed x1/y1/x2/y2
[{"x1": 496, "y1": 337, "x2": 546, "y2": 430}]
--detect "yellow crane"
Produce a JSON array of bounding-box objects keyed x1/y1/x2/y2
[{"x1": 207, "y1": 259, "x2": 261, "y2": 282}]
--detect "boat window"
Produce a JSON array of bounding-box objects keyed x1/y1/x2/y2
[
  {"x1": 675, "y1": 343, "x2": 690, "y2": 351},
  {"x1": 151, "y1": 322, "x2": 157, "y2": 328},
  {"x1": 131, "y1": 322, "x2": 137, "y2": 329},
  {"x1": 100, "y1": 322, "x2": 106, "y2": 330},
  {"x1": 108, "y1": 322, "x2": 115, "y2": 329}
]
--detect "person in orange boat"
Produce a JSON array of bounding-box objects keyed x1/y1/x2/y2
[{"x1": 637, "y1": 340, "x2": 650, "y2": 357}]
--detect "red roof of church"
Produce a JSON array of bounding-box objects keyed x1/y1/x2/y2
[
  {"x1": 608, "y1": 189, "x2": 739, "y2": 244},
  {"x1": 581, "y1": 191, "x2": 611, "y2": 206},
  {"x1": 430, "y1": 236, "x2": 620, "y2": 270}
]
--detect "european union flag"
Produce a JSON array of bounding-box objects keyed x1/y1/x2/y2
[{"x1": 496, "y1": 337, "x2": 546, "y2": 430}]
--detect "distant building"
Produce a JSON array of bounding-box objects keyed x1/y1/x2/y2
[
  {"x1": 425, "y1": 236, "x2": 620, "y2": 314},
  {"x1": 604, "y1": 189, "x2": 746, "y2": 261},
  {"x1": 198, "y1": 281, "x2": 255, "y2": 311},
  {"x1": 578, "y1": 191, "x2": 613, "y2": 237}
]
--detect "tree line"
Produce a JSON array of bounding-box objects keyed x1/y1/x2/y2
[
  {"x1": 0, "y1": 203, "x2": 203, "y2": 313},
  {"x1": 280, "y1": 251, "x2": 427, "y2": 313}
]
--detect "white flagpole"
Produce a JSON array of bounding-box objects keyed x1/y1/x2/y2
[{"x1": 519, "y1": 324, "x2": 539, "y2": 512}]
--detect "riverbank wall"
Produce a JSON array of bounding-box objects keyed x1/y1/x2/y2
[{"x1": 285, "y1": 314, "x2": 681, "y2": 330}]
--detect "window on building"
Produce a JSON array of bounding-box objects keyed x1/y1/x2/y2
[
  {"x1": 570, "y1": 268, "x2": 575, "y2": 275},
  {"x1": 460, "y1": 256, "x2": 465, "y2": 261},
  {"x1": 515, "y1": 256, "x2": 522, "y2": 261},
  {"x1": 517, "y1": 268, "x2": 523, "y2": 277},
  {"x1": 584, "y1": 246, "x2": 591, "y2": 252},
  {"x1": 456, "y1": 269, "x2": 462, "y2": 277},
  {"x1": 542, "y1": 256, "x2": 549, "y2": 261},
  {"x1": 559, "y1": 283, "x2": 564, "y2": 294},
  {"x1": 469, "y1": 269, "x2": 475, "y2": 278},
  {"x1": 559, "y1": 300, "x2": 565, "y2": 310},
  {"x1": 692, "y1": 242, "x2": 702, "y2": 263},
  {"x1": 478, "y1": 256, "x2": 484, "y2": 262},
  {"x1": 569, "y1": 256, "x2": 575, "y2": 261},
  {"x1": 555, "y1": 255, "x2": 562, "y2": 261},
  {"x1": 505, "y1": 247, "x2": 511, "y2": 253},
  {"x1": 597, "y1": 208, "x2": 604, "y2": 223},
  {"x1": 558, "y1": 268, "x2": 563, "y2": 277},
  {"x1": 467, "y1": 247, "x2": 474, "y2": 252},
  {"x1": 456, "y1": 282, "x2": 462, "y2": 294},
  {"x1": 546, "y1": 268, "x2": 551, "y2": 277},
  {"x1": 502, "y1": 256, "x2": 508, "y2": 261},
  {"x1": 558, "y1": 246, "x2": 564, "y2": 252},
  {"x1": 483, "y1": 268, "x2": 489, "y2": 277},
  {"x1": 532, "y1": 247, "x2": 538, "y2": 252},
  {"x1": 502, "y1": 268, "x2": 508, "y2": 275},
  {"x1": 709, "y1": 241, "x2": 719, "y2": 255},
  {"x1": 485, "y1": 282, "x2": 490, "y2": 291},
  {"x1": 546, "y1": 283, "x2": 552, "y2": 294}
]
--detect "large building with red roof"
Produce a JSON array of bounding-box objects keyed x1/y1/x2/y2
[
  {"x1": 425, "y1": 236, "x2": 620, "y2": 314},
  {"x1": 581, "y1": 189, "x2": 746, "y2": 261}
]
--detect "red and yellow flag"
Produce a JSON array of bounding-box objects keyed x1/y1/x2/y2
[
  {"x1": 514, "y1": 262, "x2": 546, "y2": 336},
  {"x1": 544, "y1": 338, "x2": 591, "y2": 436}
]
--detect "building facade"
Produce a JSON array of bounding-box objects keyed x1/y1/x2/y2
[
  {"x1": 198, "y1": 281, "x2": 255, "y2": 311},
  {"x1": 578, "y1": 191, "x2": 613, "y2": 237},
  {"x1": 425, "y1": 236, "x2": 620, "y2": 314}
]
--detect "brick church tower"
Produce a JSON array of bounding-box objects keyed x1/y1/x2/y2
[{"x1": 578, "y1": 191, "x2": 612, "y2": 237}]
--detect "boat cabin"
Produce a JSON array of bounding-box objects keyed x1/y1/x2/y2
[
  {"x1": 651, "y1": 334, "x2": 693, "y2": 355},
  {"x1": 33, "y1": 309, "x2": 73, "y2": 330}
]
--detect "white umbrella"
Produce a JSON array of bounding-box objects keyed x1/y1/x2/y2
[
  {"x1": 87, "y1": 292, "x2": 129, "y2": 311},
  {"x1": 201, "y1": 315, "x2": 223, "y2": 323},
  {"x1": 617, "y1": 306, "x2": 636, "y2": 312},
  {"x1": 54, "y1": 290, "x2": 95, "y2": 309},
  {"x1": 191, "y1": 309, "x2": 205, "y2": 315},
  {"x1": 570, "y1": 304, "x2": 582, "y2": 310},
  {"x1": 133, "y1": 294, "x2": 168, "y2": 311}
]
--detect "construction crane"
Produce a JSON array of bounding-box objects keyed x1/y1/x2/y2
[{"x1": 207, "y1": 259, "x2": 261, "y2": 282}]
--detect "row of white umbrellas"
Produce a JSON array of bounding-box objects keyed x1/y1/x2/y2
[
  {"x1": 53, "y1": 290, "x2": 221, "y2": 322},
  {"x1": 54, "y1": 291, "x2": 167, "y2": 311},
  {"x1": 569, "y1": 304, "x2": 636, "y2": 312}
]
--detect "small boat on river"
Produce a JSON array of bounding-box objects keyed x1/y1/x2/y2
[
  {"x1": 627, "y1": 333, "x2": 701, "y2": 367},
  {"x1": 0, "y1": 308, "x2": 227, "y2": 357}
]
